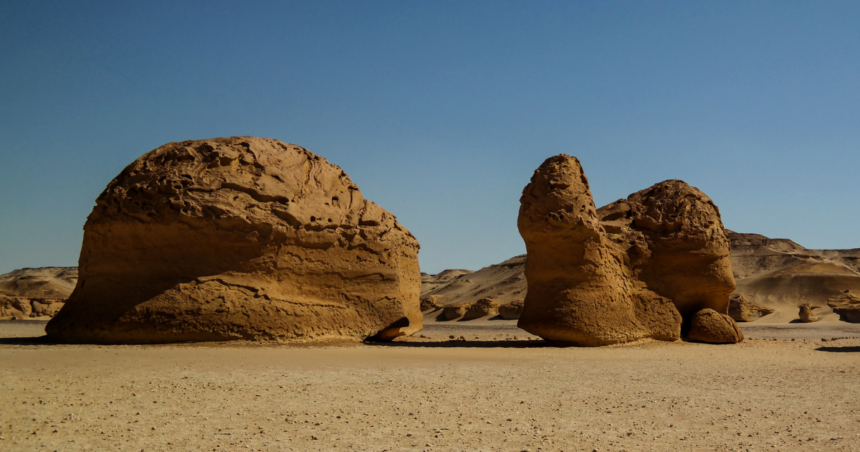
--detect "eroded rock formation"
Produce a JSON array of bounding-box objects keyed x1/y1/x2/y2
[
  {"x1": 443, "y1": 304, "x2": 470, "y2": 320},
  {"x1": 0, "y1": 296, "x2": 63, "y2": 319},
  {"x1": 728, "y1": 294, "x2": 774, "y2": 322},
  {"x1": 517, "y1": 154, "x2": 736, "y2": 345},
  {"x1": 462, "y1": 298, "x2": 500, "y2": 320},
  {"x1": 46, "y1": 137, "x2": 422, "y2": 343},
  {"x1": 498, "y1": 300, "x2": 524, "y2": 319},
  {"x1": 798, "y1": 304, "x2": 821, "y2": 323},
  {"x1": 688, "y1": 309, "x2": 744, "y2": 344},
  {"x1": 827, "y1": 292, "x2": 860, "y2": 323},
  {"x1": 420, "y1": 295, "x2": 442, "y2": 312}
]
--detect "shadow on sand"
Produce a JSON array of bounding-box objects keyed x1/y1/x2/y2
[
  {"x1": 366, "y1": 339, "x2": 571, "y2": 349},
  {"x1": 815, "y1": 345, "x2": 860, "y2": 353},
  {"x1": 0, "y1": 335, "x2": 58, "y2": 346}
]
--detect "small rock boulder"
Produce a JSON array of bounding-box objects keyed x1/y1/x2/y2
[
  {"x1": 688, "y1": 309, "x2": 744, "y2": 344},
  {"x1": 420, "y1": 295, "x2": 443, "y2": 312},
  {"x1": 462, "y1": 298, "x2": 500, "y2": 320},
  {"x1": 443, "y1": 304, "x2": 471, "y2": 321},
  {"x1": 798, "y1": 304, "x2": 821, "y2": 323},
  {"x1": 827, "y1": 292, "x2": 860, "y2": 323},
  {"x1": 498, "y1": 300, "x2": 524, "y2": 319},
  {"x1": 728, "y1": 294, "x2": 774, "y2": 322}
]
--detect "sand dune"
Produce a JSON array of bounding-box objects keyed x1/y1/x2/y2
[
  {"x1": 0, "y1": 267, "x2": 77, "y2": 299},
  {"x1": 421, "y1": 255, "x2": 526, "y2": 308}
]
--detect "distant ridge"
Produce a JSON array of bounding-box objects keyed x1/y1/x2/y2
[{"x1": 422, "y1": 231, "x2": 860, "y2": 322}]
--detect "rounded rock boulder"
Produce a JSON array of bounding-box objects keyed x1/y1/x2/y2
[{"x1": 47, "y1": 137, "x2": 422, "y2": 343}]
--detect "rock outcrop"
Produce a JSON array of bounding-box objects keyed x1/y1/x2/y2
[
  {"x1": 46, "y1": 137, "x2": 422, "y2": 344},
  {"x1": 498, "y1": 300, "x2": 524, "y2": 319},
  {"x1": 462, "y1": 298, "x2": 500, "y2": 320},
  {"x1": 420, "y1": 295, "x2": 443, "y2": 312},
  {"x1": 688, "y1": 309, "x2": 744, "y2": 343},
  {"x1": 798, "y1": 304, "x2": 821, "y2": 323},
  {"x1": 1, "y1": 297, "x2": 30, "y2": 320},
  {"x1": 443, "y1": 304, "x2": 470, "y2": 321},
  {"x1": 826, "y1": 292, "x2": 860, "y2": 322},
  {"x1": 517, "y1": 155, "x2": 735, "y2": 345},
  {"x1": 728, "y1": 294, "x2": 774, "y2": 322}
]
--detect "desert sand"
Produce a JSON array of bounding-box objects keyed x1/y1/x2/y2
[{"x1": 2, "y1": 320, "x2": 859, "y2": 452}]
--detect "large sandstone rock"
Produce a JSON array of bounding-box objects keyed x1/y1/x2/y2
[
  {"x1": 462, "y1": 298, "x2": 500, "y2": 320},
  {"x1": 827, "y1": 292, "x2": 860, "y2": 323},
  {"x1": 798, "y1": 304, "x2": 821, "y2": 323},
  {"x1": 46, "y1": 137, "x2": 422, "y2": 343},
  {"x1": 728, "y1": 294, "x2": 774, "y2": 322},
  {"x1": 517, "y1": 155, "x2": 682, "y2": 345},
  {"x1": 517, "y1": 155, "x2": 736, "y2": 345},
  {"x1": 688, "y1": 309, "x2": 744, "y2": 344}
]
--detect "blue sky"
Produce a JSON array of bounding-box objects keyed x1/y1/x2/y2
[{"x1": 1, "y1": 1, "x2": 859, "y2": 275}]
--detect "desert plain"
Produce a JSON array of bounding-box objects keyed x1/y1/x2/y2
[{"x1": 2, "y1": 318, "x2": 860, "y2": 452}]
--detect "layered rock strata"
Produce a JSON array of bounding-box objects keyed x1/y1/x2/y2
[
  {"x1": 517, "y1": 155, "x2": 736, "y2": 345},
  {"x1": 47, "y1": 137, "x2": 422, "y2": 343},
  {"x1": 688, "y1": 309, "x2": 744, "y2": 344}
]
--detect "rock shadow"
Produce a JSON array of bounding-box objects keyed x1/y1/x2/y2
[
  {"x1": 815, "y1": 345, "x2": 860, "y2": 353},
  {"x1": 366, "y1": 339, "x2": 574, "y2": 349},
  {"x1": 0, "y1": 335, "x2": 58, "y2": 346}
]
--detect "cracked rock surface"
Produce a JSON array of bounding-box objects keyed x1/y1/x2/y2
[{"x1": 47, "y1": 137, "x2": 421, "y2": 343}]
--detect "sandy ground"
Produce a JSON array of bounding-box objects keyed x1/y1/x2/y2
[{"x1": 2, "y1": 320, "x2": 860, "y2": 452}]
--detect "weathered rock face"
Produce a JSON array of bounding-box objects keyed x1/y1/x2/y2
[
  {"x1": 728, "y1": 294, "x2": 775, "y2": 322},
  {"x1": 827, "y1": 293, "x2": 860, "y2": 323},
  {"x1": 47, "y1": 137, "x2": 422, "y2": 344},
  {"x1": 599, "y1": 180, "x2": 736, "y2": 320},
  {"x1": 443, "y1": 304, "x2": 470, "y2": 321},
  {"x1": 462, "y1": 298, "x2": 500, "y2": 320},
  {"x1": 798, "y1": 304, "x2": 821, "y2": 323},
  {"x1": 517, "y1": 155, "x2": 684, "y2": 345},
  {"x1": 498, "y1": 300, "x2": 524, "y2": 319},
  {"x1": 688, "y1": 309, "x2": 744, "y2": 344},
  {"x1": 517, "y1": 155, "x2": 736, "y2": 345}
]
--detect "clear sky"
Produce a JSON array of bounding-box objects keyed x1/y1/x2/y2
[{"x1": 1, "y1": 1, "x2": 859, "y2": 275}]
